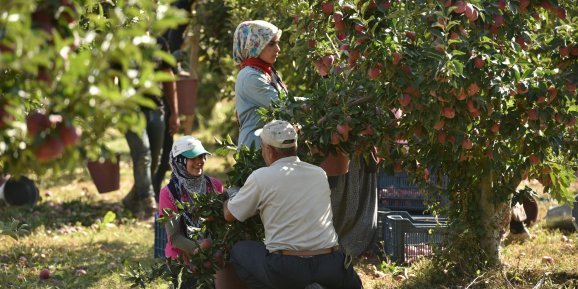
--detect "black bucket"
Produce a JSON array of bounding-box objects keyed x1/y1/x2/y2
[
  {"x1": 545, "y1": 195, "x2": 578, "y2": 231},
  {"x1": 1, "y1": 176, "x2": 39, "y2": 206}
]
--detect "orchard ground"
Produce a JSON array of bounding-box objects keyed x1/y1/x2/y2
[{"x1": 0, "y1": 130, "x2": 577, "y2": 288}]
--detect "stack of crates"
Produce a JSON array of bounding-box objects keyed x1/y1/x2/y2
[
  {"x1": 378, "y1": 170, "x2": 447, "y2": 213},
  {"x1": 153, "y1": 212, "x2": 167, "y2": 258},
  {"x1": 379, "y1": 211, "x2": 447, "y2": 264}
]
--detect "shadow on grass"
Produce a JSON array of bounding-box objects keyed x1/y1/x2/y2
[{"x1": 0, "y1": 198, "x2": 135, "y2": 233}]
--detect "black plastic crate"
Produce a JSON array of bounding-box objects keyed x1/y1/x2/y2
[
  {"x1": 154, "y1": 212, "x2": 167, "y2": 258},
  {"x1": 379, "y1": 188, "x2": 447, "y2": 212},
  {"x1": 378, "y1": 171, "x2": 448, "y2": 212},
  {"x1": 379, "y1": 211, "x2": 446, "y2": 264}
]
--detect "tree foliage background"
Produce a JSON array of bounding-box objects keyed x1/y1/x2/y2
[{"x1": 2, "y1": 0, "x2": 578, "y2": 279}]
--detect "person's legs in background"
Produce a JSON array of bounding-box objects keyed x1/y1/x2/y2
[
  {"x1": 124, "y1": 108, "x2": 165, "y2": 219},
  {"x1": 153, "y1": 101, "x2": 173, "y2": 202}
]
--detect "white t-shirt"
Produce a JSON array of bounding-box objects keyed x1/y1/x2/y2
[{"x1": 227, "y1": 156, "x2": 339, "y2": 252}]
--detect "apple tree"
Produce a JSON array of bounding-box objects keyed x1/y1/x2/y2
[
  {"x1": 0, "y1": 0, "x2": 187, "y2": 176},
  {"x1": 247, "y1": 0, "x2": 578, "y2": 275}
]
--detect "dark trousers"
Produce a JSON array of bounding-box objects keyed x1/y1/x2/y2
[
  {"x1": 125, "y1": 108, "x2": 165, "y2": 200},
  {"x1": 153, "y1": 99, "x2": 173, "y2": 201},
  {"x1": 230, "y1": 240, "x2": 363, "y2": 289}
]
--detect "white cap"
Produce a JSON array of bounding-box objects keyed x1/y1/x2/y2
[
  {"x1": 171, "y1": 136, "x2": 211, "y2": 158},
  {"x1": 255, "y1": 120, "x2": 297, "y2": 148}
]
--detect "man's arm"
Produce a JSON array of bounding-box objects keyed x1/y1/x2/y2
[{"x1": 223, "y1": 199, "x2": 237, "y2": 222}]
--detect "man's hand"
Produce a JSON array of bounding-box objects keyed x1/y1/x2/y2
[
  {"x1": 223, "y1": 187, "x2": 240, "y2": 200},
  {"x1": 169, "y1": 113, "x2": 180, "y2": 135},
  {"x1": 223, "y1": 199, "x2": 237, "y2": 222}
]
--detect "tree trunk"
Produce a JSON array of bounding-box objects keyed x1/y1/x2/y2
[{"x1": 477, "y1": 171, "x2": 511, "y2": 267}]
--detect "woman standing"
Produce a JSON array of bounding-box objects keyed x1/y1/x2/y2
[
  {"x1": 158, "y1": 136, "x2": 224, "y2": 285},
  {"x1": 233, "y1": 20, "x2": 288, "y2": 149}
]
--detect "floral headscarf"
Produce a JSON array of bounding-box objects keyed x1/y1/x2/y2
[{"x1": 233, "y1": 20, "x2": 282, "y2": 65}]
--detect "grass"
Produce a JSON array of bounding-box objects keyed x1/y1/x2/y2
[{"x1": 1, "y1": 136, "x2": 577, "y2": 288}]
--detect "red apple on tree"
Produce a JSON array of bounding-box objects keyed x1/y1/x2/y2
[
  {"x1": 466, "y1": 100, "x2": 477, "y2": 113},
  {"x1": 536, "y1": 96, "x2": 546, "y2": 104},
  {"x1": 58, "y1": 123, "x2": 81, "y2": 147},
  {"x1": 368, "y1": 65, "x2": 382, "y2": 80},
  {"x1": 336, "y1": 123, "x2": 351, "y2": 141},
  {"x1": 26, "y1": 111, "x2": 51, "y2": 135},
  {"x1": 321, "y1": 2, "x2": 334, "y2": 15},
  {"x1": 473, "y1": 56, "x2": 485, "y2": 69},
  {"x1": 434, "y1": 120, "x2": 445, "y2": 130},
  {"x1": 322, "y1": 54, "x2": 335, "y2": 67},
  {"x1": 454, "y1": 1, "x2": 467, "y2": 14},
  {"x1": 493, "y1": 14, "x2": 505, "y2": 27},
  {"x1": 199, "y1": 238, "x2": 212, "y2": 250},
  {"x1": 383, "y1": 0, "x2": 392, "y2": 9},
  {"x1": 307, "y1": 39, "x2": 316, "y2": 49},
  {"x1": 348, "y1": 50, "x2": 360, "y2": 67},
  {"x1": 566, "y1": 81, "x2": 576, "y2": 93},
  {"x1": 467, "y1": 82, "x2": 480, "y2": 96},
  {"x1": 392, "y1": 52, "x2": 401, "y2": 65},
  {"x1": 469, "y1": 109, "x2": 481, "y2": 118},
  {"x1": 520, "y1": 0, "x2": 530, "y2": 13},
  {"x1": 528, "y1": 109, "x2": 538, "y2": 120},
  {"x1": 213, "y1": 250, "x2": 225, "y2": 268},
  {"x1": 402, "y1": 64, "x2": 412, "y2": 74},
  {"x1": 334, "y1": 20, "x2": 345, "y2": 32},
  {"x1": 490, "y1": 122, "x2": 500, "y2": 134},
  {"x1": 35, "y1": 136, "x2": 65, "y2": 161},
  {"x1": 437, "y1": 131, "x2": 447, "y2": 144},
  {"x1": 360, "y1": 125, "x2": 374, "y2": 136},
  {"x1": 399, "y1": 94, "x2": 411, "y2": 107},
  {"x1": 455, "y1": 88, "x2": 467, "y2": 101},
  {"x1": 341, "y1": 4, "x2": 355, "y2": 12},
  {"x1": 442, "y1": 107, "x2": 456, "y2": 119},
  {"x1": 529, "y1": 154, "x2": 540, "y2": 165},
  {"x1": 405, "y1": 31, "x2": 416, "y2": 41},
  {"x1": 462, "y1": 139, "x2": 473, "y2": 150},
  {"x1": 331, "y1": 132, "x2": 341, "y2": 144},
  {"x1": 555, "y1": 7, "x2": 566, "y2": 20},
  {"x1": 314, "y1": 59, "x2": 329, "y2": 76},
  {"x1": 515, "y1": 36, "x2": 528, "y2": 50},
  {"x1": 559, "y1": 46, "x2": 569, "y2": 57},
  {"x1": 516, "y1": 82, "x2": 529, "y2": 95},
  {"x1": 465, "y1": 4, "x2": 478, "y2": 22},
  {"x1": 333, "y1": 11, "x2": 343, "y2": 22}
]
